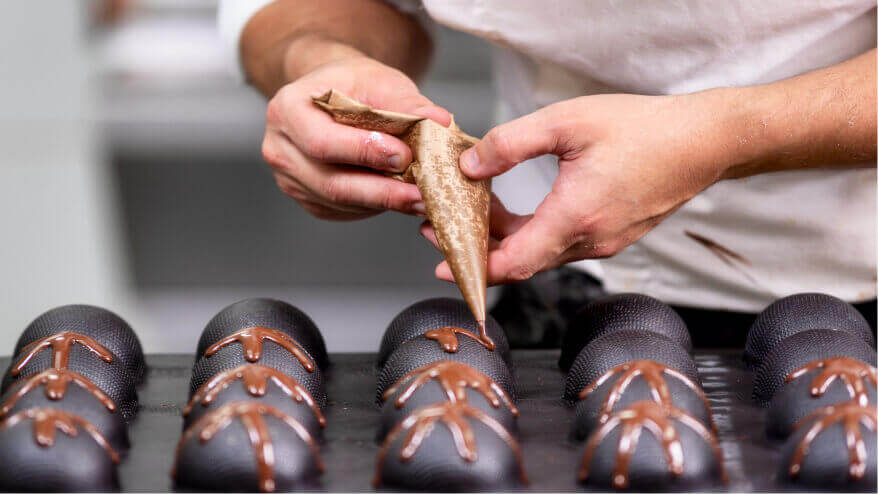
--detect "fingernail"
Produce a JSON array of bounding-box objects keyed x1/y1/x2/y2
[
  {"x1": 412, "y1": 201, "x2": 426, "y2": 215},
  {"x1": 460, "y1": 149, "x2": 479, "y2": 174},
  {"x1": 388, "y1": 154, "x2": 404, "y2": 171}
]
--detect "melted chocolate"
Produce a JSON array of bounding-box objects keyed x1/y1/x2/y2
[
  {"x1": 786, "y1": 357, "x2": 877, "y2": 407},
  {"x1": 424, "y1": 326, "x2": 495, "y2": 353},
  {"x1": 382, "y1": 360, "x2": 517, "y2": 416},
  {"x1": 0, "y1": 369, "x2": 116, "y2": 417},
  {"x1": 579, "y1": 360, "x2": 713, "y2": 429},
  {"x1": 204, "y1": 327, "x2": 315, "y2": 372},
  {"x1": 0, "y1": 407, "x2": 119, "y2": 463},
  {"x1": 374, "y1": 401, "x2": 527, "y2": 485},
  {"x1": 789, "y1": 401, "x2": 877, "y2": 481},
  {"x1": 11, "y1": 331, "x2": 113, "y2": 377},
  {"x1": 579, "y1": 401, "x2": 724, "y2": 489},
  {"x1": 184, "y1": 364, "x2": 325, "y2": 427},
  {"x1": 174, "y1": 402, "x2": 323, "y2": 493}
]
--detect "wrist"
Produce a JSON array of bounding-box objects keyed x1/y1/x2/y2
[{"x1": 282, "y1": 35, "x2": 367, "y2": 82}]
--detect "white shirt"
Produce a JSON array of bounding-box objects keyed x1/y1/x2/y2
[{"x1": 219, "y1": 0, "x2": 877, "y2": 312}]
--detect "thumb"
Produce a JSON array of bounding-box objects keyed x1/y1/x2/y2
[{"x1": 459, "y1": 110, "x2": 560, "y2": 180}]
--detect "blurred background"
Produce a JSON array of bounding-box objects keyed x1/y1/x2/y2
[{"x1": 0, "y1": 0, "x2": 500, "y2": 353}]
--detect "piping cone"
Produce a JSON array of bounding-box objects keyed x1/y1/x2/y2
[{"x1": 313, "y1": 91, "x2": 490, "y2": 343}]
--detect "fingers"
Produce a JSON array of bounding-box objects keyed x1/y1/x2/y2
[{"x1": 460, "y1": 108, "x2": 566, "y2": 180}]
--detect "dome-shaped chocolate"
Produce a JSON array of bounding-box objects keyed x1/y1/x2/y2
[
  {"x1": 174, "y1": 402, "x2": 323, "y2": 492},
  {"x1": 560, "y1": 293, "x2": 691, "y2": 371},
  {"x1": 571, "y1": 360, "x2": 713, "y2": 441},
  {"x1": 564, "y1": 331, "x2": 699, "y2": 403},
  {"x1": 378, "y1": 360, "x2": 518, "y2": 441},
  {"x1": 753, "y1": 329, "x2": 877, "y2": 405},
  {"x1": 375, "y1": 402, "x2": 526, "y2": 490},
  {"x1": 745, "y1": 293, "x2": 874, "y2": 367},
  {"x1": 767, "y1": 358, "x2": 877, "y2": 438},
  {"x1": 0, "y1": 408, "x2": 120, "y2": 492},
  {"x1": 196, "y1": 298, "x2": 328, "y2": 369},
  {"x1": 376, "y1": 298, "x2": 511, "y2": 370},
  {"x1": 376, "y1": 330, "x2": 515, "y2": 403},
  {"x1": 578, "y1": 401, "x2": 724, "y2": 490},
  {"x1": 13, "y1": 305, "x2": 145, "y2": 385},
  {"x1": 778, "y1": 402, "x2": 876, "y2": 490}
]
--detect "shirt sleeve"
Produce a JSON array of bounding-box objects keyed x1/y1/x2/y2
[{"x1": 216, "y1": 0, "x2": 275, "y2": 83}]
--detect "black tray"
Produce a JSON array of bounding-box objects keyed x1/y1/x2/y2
[{"x1": 0, "y1": 351, "x2": 806, "y2": 491}]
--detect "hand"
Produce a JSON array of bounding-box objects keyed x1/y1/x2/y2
[
  {"x1": 261, "y1": 49, "x2": 451, "y2": 221},
  {"x1": 422, "y1": 90, "x2": 739, "y2": 284}
]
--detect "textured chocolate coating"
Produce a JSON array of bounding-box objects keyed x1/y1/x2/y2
[
  {"x1": 190, "y1": 342, "x2": 325, "y2": 409},
  {"x1": 196, "y1": 298, "x2": 328, "y2": 369},
  {"x1": 560, "y1": 293, "x2": 692, "y2": 371},
  {"x1": 0, "y1": 373, "x2": 129, "y2": 452},
  {"x1": 578, "y1": 401, "x2": 724, "y2": 490},
  {"x1": 376, "y1": 298, "x2": 511, "y2": 369},
  {"x1": 744, "y1": 293, "x2": 874, "y2": 366},
  {"x1": 13, "y1": 304, "x2": 145, "y2": 385},
  {"x1": 571, "y1": 361, "x2": 713, "y2": 441},
  {"x1": 779, "y1": 402, "x2": 876, "y2": 489},
  {"x1": 376, "y1": 334, "x2": 516, "y2": 403},
  {"x1": 0, "y1": 408, "x2": 120, "y2": 492},
  {"x1": 374, "y1": 402, "x2": 526, "y2": 490},
  {"x1": 174, "y1": 402, "x2": 323, "y2": 492},
  {"x1": 752, "y1": 329, "x2": 877, "y2": 405},
  {"x1": 378, "y1": 361, "x2": 518, "y2": 441},
  {"x1": 314, "y1": 91, "x2": 490, "y2": 333},
  {"x1": 767, "y1": 360, "x2": 877, "y2": 438},
  {"x1": 564, "y1": 330, "x2": 699, "y2": 403},
  {"x1": 2, "y1": 341, "x2": 138, "y2": 420}
]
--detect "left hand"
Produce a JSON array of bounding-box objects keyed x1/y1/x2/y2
[{"x1": 420, "y1": 90, "x2": 741, "y2": 285}]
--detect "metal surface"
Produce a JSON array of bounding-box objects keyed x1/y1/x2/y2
[{"x1": 0, "y1": 351, "x2": 798, "y2": 492}]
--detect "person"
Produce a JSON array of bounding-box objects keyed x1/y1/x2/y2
[{"x1": 218, "y1": 0, "x2": 876, "y2": 344}]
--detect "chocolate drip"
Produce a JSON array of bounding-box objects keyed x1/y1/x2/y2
[
  {"x1": 184, "y1": 364, "x2": 325, "y2": 427},
  {"x1": 374, "y1": 401, "x2": 527, "y2": 485},
  {"x1": 204, "y1": 327, "x2": 315, "y2": 372},
  {"x1": 789, "y1": 401, "x2": 877, "y2": 481},
  {"x1": 174, "y1": 402, "x2": 323, "y2": 493},
  {"x1": 425, "y1": 326, "x2": 495, "y2": 353},
  {"x1": 382, "y1": 360, "x2": 517, "y2": 416},
  {"x1": 579, "y1": 360, "x2": 713, "y2": 429},
  {"x1": 786, "y1": 357, "x2": 877, "y2": 407},
  {"x1": 11, "y1": 331, "x2": 113, "y2": 376},
  {"x1": 0, "y1": 407, "x2": 119, "y2": 463},
  {"x1": 579, "y1": 401, "x2": 724, "y2": 489},
  {"x1": 0, "y1": 369, "x2": 116, "y2": 417}
]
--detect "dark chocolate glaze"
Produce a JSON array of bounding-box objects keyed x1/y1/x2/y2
[
  {"x1": 0, "y1": 407, "x2": 119, "y2": 464},
  {"x1": 788, "y1": 402, "x2": 876, "y2": 482},
  {"x1": 174, "y1": 402, "x2": 323, "y2": 493},
  {"x1": 579, "y1": 401, "x2": 724, "y2": 489}
]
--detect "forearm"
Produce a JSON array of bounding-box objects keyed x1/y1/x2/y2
[
  {"x1": 713, "y1": 49, "x2": 876, "y2": 179},
  {"x1": 240, "y1": 0, "x2": 433, "y2": 97}
]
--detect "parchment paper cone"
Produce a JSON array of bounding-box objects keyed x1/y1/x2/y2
[{"x1": 313, "y1": 90, "x2": 492, "y2": 348}]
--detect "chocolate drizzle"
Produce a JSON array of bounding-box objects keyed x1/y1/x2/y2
[
  {"x1": 382, "y1": 360, "x2": 517, "y2": 416},
  {"x1": 786, "y1": 357, "x2": 877, "y2": 407},
  {"x1": 175, "y1": 402, "x2": 323, "y2": 493},
  {"x1": 11, "y1": 331, "x2": 113, "y2": 376},
  {"x1": 424, "y1": 326, "x2": 495, "y2": 353},
  {"x1": 579, "y1": 360, "x2": 713, "y2": 429},
  {"x1": 184, "y1": 364, "x2": 325, "y2": 427},
  {"x1": 578, "y1": 401, "x2": 724, "y2": 489},
  {"x1": 204, "y1": 327, "x2": 315, "y2": 372},
  {"x1": 0, "y1": 369, "x2": 116, "y2": 417},
  {"x1": 789, "y1": 401, "x2": 877, "y2": 481},
  {"x1": 374, "y1": 401, "x2": 527, "y2": 485},
  {"x1": 0, "y1": 407, "x2": 119, "y2": 463}
]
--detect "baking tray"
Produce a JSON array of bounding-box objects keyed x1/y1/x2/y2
[{"x1": 0, "y1": 351, "x2": 818, "y2": 491}]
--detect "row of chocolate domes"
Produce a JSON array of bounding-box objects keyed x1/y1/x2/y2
[
  {"x1": 373, "y1": 297, "x2": 527, "y2": 490},
  {"x1": 0, "y1": 305, "x2": 146, "y2": 491}
]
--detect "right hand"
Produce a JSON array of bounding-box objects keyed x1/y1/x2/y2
[{"x1": 261, "y1": 52, "x2": 451, "y2": 221}]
